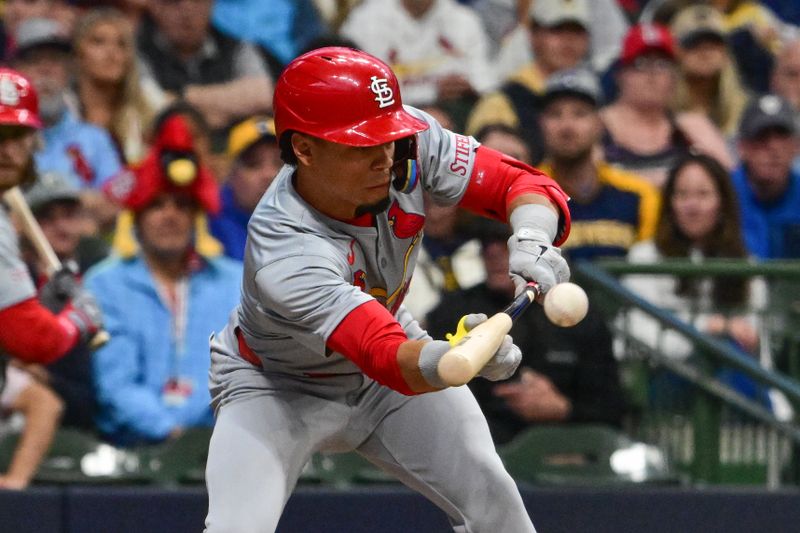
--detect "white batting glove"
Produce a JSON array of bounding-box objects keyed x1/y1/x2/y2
[
  {"x1": 464, "y1": 314, "x2": 522, "y2": 382},
  {"x1": 418, "y1": 314, "x2": 522, "y2": 387},
  {"x1": 507, "y1": 232, "x2": 570, "y2": 296}
]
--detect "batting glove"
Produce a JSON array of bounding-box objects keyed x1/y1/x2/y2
[
  {"x1": 463, "y1": 314, "x2": 522, "y2": 382},
  {"x1": 58, "y1": 288, "x2": 104, "y2": 344},
  {"x1": 507, "y1": 230, "x2": 570, "y2": 296},
  {"x1": 39, "y1": 262, "x2": 81, "y2": 313},
  {"x1": 418, "y1": 314, "x2": 522, "y2": 387}
]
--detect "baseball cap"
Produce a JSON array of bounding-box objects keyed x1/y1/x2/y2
[
  {"x1": 671, "y1": 5, "x2": 726, "y2": 49},
  {"x1": 738, "y1": 94, "x2": 797, "y2": 140},
  {"x1": 620, "y1": 23, "x2": 676, "y2": 66},
  {"x1": 542, "y1": 68, "x2": 603, "y2": 108},
  {"x1": 227, "y1": 116, "x2": 277, "y2": 160},
  {"x1": 14, "y1": 18, "x2": 72, "y2": 59},
  {"x1": 24, "y1": 171, "x2": 80, "y2": 213},
  {"x1": 104, "y1": 115, "x2": 220, "y2": 214},
  {"x1": 529, "y1": 0, "x2": 590, "y2": 30}
]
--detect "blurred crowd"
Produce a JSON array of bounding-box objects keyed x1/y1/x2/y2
[{"x1": 1, "y1": 0, "x2": 800, "y2": 488}]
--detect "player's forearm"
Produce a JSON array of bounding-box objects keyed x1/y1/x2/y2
[
  {"x1": 396, "y1": 340, "x2": 441, "y2": 394},
  {"x1": 507, "y1": 193, "x2": 559, "y2": 218},
  {"x1": 184, "y1": 77, "x2": 272, "y2": 127}
]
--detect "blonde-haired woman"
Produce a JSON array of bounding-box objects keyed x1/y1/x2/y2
[
  {"x1": 73, "y1": 7, "x2": 166, "y2": 164},
  {"x1": 671, "y1": 5, "x2": 749, "y2": 138}
]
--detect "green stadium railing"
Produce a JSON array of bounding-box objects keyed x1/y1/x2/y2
[{"x1": 572, "y1": 259, "x2": 800, "y2": 487}]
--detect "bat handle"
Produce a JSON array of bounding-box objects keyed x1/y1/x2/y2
[
  {"x1": 89, "y1": 330, "x2": 110, "y2": 350},
  {"x1": 502, "y1": 282, "x2": 539, "y2": 320}
]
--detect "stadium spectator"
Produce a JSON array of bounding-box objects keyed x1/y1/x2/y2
[
  {"x1": 403, "y1": 120, "x2": 531, "y2": 324},
  {"x1": 474, "y1": 123, "x2": 533, "y2": 165},
  {"x1": 1, "y1": 0, "x2": 75, "y2": 61},
  {"x1": 538, "y1": 68, "x2": 660, "y2": 262},
  {"x1": 402, "y1": 193, "x2": 483, "y2": 325},
  {"x1": 136, "y1": 0, "x2": 273, "y2": 141},
  {"x1": 211, "y1": 0, "x2": 327, "y2": 67},
  {"x1": 733, "y1": 94, "x2": 800, "y2": 259},
  {"x1": 711, "y1": 0, "x2": 784, "y2": 93},
  {"x1": 0, "y1": 364, "x2": 63, "y2": 489},
  {"x1": 73, "y1": 7, "x2": 166, "y2": 165},
  {"x1": 209, "y1": 116, "x2": 281, "y2": 260},
  {"x1": 18, "y1": 173, "x2": 106, "y2": 430},
  {"x1": 601, "y1": 23, "x2": 734, "y2": 188},
  {"x1": 87, "y1": 114, "x2": 241, "y2": 446},
  {"x1": 624, "y1": 153, "x2": 772, "y2": 409},
  {"x1": 340, "y1": 0, "x2": 495, "y2": 128},
  {"x1": 671, "y1": 4, "x2": 749, "y2": 138},
  {"x1": 770, "y1": 38, "x2": 800, "y2": 112},
  {"x1": 12, "y1": 17, "x2": 124, "y2": 233},
  {"x1": 426, "y1": 220, "x2": 626, "y2": 445},
  {"x1": 465, "y1": 0, "x2": 591, "y2": 163}
]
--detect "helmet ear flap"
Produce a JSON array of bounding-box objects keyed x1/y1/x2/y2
[{"x1": 391, "y1": 136, "x2": 420, "y2": 194}]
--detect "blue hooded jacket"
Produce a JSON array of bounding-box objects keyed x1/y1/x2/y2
[{"x1": 85, "y1": 254, "x2": 241, "y2": 445}]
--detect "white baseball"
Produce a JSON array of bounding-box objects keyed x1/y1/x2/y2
[{"x1": 543, "y1": 282, "x2": 589, "y2": 327}]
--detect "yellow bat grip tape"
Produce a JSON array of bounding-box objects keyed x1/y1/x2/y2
[{"x1": 445, "y1": 315, "x2": 470, "y2": 347}]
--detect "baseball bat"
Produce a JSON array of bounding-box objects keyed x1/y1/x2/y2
[
  {"x1": 3, "y1": 186, "x2": 110, "y2": 349},
  {"x1": 437, "y1": 283, "x2": 539, "y2": 386}
]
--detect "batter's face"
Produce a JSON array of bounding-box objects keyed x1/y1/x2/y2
[
  {"x1": 293, "y1": 134, "x2": 394, "y2": 219},
  {"x1": 0, "y1": 126, "x2": 37, "y2": 192}
]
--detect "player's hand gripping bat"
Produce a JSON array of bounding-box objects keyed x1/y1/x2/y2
[
  {"x1": 437, "y1": 283, "x2": 539, "y2": 387},
  {"x1": 3, "y1": 186, "x2": 110, "y2": 349}
]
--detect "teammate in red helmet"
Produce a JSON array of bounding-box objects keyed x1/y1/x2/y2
[
  {"x1": 205, "y1": 48, "x2": 573, "y2": 532},
  {"x1": 0, "y1": 68, "x2": 103, "y2": 367}
]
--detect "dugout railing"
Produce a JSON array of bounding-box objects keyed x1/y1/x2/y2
[{"x1": 573, "y1": 259, "x2": 800, "y2": 487}]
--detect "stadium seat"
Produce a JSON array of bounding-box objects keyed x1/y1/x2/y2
[{"x1": 498, "y1": 424, "x2": 677, "y2": 486}]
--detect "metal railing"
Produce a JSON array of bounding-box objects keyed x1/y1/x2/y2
[{"x1": 573, "y1": 260, "x2": 800, "y2": 487}]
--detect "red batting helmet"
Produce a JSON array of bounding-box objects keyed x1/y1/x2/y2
[
  {"x1": 274, "y1": 47, "x2": 428, "y2": 147},
  {"x1": 0, "y1": 68, "x2": 42, "y2": 129}
]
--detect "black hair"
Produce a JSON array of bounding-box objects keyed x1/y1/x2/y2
[{"x1": 279, "y1": 130, "x2": 298, "y2": 165}]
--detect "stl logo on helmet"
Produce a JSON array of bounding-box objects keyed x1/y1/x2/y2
[
  {"x1": 0, "y1": 76, "x2": 20, "y2": 106},
  {"x1": 369, "y1": 76, "x2": 395, "y2": 109}
]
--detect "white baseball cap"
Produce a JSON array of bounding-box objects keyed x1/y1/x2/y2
[{"x1": 530, "y1": 0, "x2": 591, "y2": 30}]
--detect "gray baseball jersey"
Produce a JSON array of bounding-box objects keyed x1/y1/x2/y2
[
  {"x1": 225, "y1": 106, "x2": 479, "y2": 380},
  {"x1": 205, "y1": 107, "x2": 536, "y2": 532},
  {"x1": 0, "y1": 205, "x2": 36, "y2": 311}
]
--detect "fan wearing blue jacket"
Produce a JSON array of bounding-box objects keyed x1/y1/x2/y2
[{"x1": 86, "y1": 114, "x2": 241, "y2": 446}]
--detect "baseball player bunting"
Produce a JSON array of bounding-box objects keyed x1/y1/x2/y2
[{"x1": 204, "y1": 47, "x2": 571, "y2": 533}]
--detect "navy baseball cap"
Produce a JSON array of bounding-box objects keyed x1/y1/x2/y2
[
  {"x1": 542, "y1": 68, "x2": 603, "y2": 108},
  {"x1": 739, "y1": 95, "x2": 797, "y2": 140}
]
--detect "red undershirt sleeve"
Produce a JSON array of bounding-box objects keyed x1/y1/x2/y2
[
  {"x1": 0, "y1": 297, "x2": 79, "y2": 364},
  {"x1": 458, "y1": 145, "x2": 571, "y2": 246},
  {"x1": 327, "y1": 299, "x2": 418, "y2": 396}
]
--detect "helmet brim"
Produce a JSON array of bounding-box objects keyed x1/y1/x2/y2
[
  {"x1": 322, "y1": 108, "x2": 429, "y2": 147},
  {"x1": 0, "y1": 110, "x2": 42, "y2": 129}
]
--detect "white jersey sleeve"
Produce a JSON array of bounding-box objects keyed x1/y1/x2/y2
[{"x1": 0, "y1": 207, "x2": 36, "y2": 310}]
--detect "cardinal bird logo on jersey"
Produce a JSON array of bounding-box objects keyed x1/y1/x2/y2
[
  {"x1": 67, "y1": 145, "x2": 95, "y2": 185},
  {"x1": 353, "y1": 269, "x2": 367, "y2": 292},
  {"x1": 387, "y1": 200, "x2": 424, "y2": 239}
]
